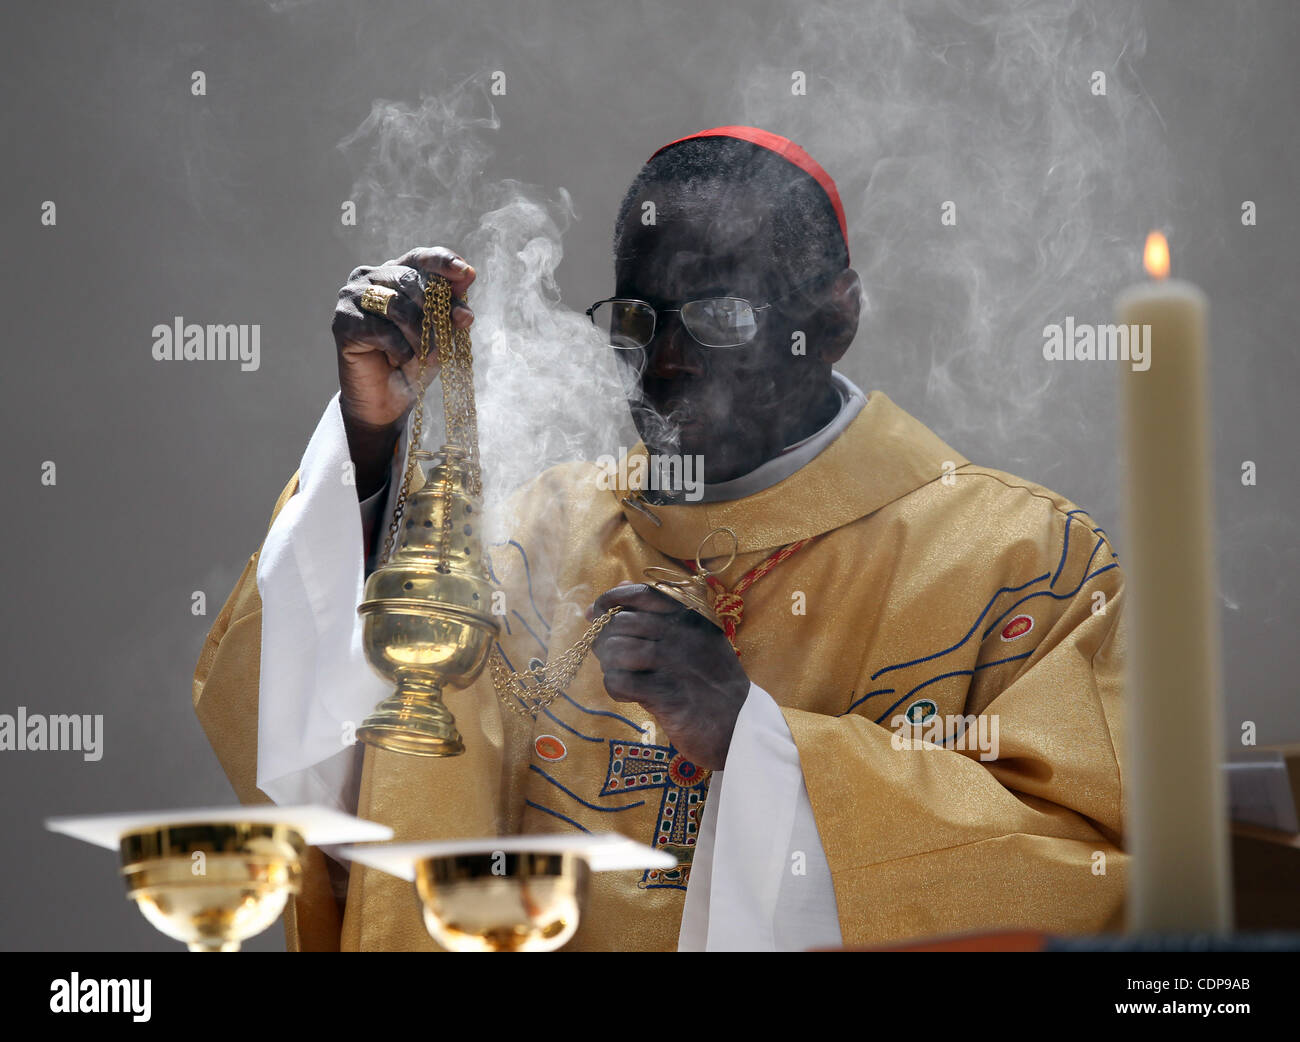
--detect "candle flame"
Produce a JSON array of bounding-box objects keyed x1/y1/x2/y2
[{"x1": 1144, "y1": 231, "x2": 1170, "y2": 280}]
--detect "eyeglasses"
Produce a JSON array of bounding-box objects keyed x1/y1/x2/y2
[{"x1": 585, "y1": 271, "x2": 837, "y2": 351}]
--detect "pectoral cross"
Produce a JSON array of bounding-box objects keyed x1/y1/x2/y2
[{"x1": 601, "y1": 739, "x2": 711, "y2": 890}]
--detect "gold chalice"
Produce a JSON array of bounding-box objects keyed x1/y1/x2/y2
[
  {"x1": 340, "y1": 833, "x2": 674, "y2": 952},
  {"x1": 119, "y1": 822, "x2": 304, "y2": 952},
  {"x1": 48, "y1": 805, "x2": 393, "y2": 951},
  {"x1": 416, "y1": 851, "x2": 589, "y2": 952}
]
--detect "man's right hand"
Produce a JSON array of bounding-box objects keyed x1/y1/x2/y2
[{"x1": 332, "y1": 246, "x2": 477, "y2": 498}]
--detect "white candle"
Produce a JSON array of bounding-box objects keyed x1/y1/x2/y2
[{"x1": 1117, "y1": 232, "x2": 1232, "y2": 933}]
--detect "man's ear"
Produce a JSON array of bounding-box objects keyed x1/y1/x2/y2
[{"x1": 816, "y1": 268, "x2": 861, "y2": 364}]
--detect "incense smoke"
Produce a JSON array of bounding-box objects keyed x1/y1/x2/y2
[
  {"x1": 333, "y1": 0, "x2": 1175, "y2": 551},
  {"x1": 338, "y1": 78, "x2": 635, "y2": 545},
  {"x1": 717, "y1": 0, "x2": 1171, "y2": 482}
]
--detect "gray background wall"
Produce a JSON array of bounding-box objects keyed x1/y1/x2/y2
[{"x1": 1, "y1": 0, "x2": 1295, "y2": 950}]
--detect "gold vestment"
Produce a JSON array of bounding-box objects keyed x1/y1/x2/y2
[{"x1": 194, "y1": 390, "x2": 1127, "y2": 950}]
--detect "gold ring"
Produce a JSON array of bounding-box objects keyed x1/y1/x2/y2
[
  {"x1": 695, "y1": 526, "x2": 738, "y2": 576},
  {"x1": 359, "y1": 285, "x2": 398, "y2": 316}
]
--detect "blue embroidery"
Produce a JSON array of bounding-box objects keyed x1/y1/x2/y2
[
  {"x1": 486, "y1": 539, "x2": 551, "y2": 634},
  {"x1": 539, "y1": 704, "x2": 605, "y2": 743},
  {"x1": 557, "y1": 690, "x2": 643, "y2": 734},
  {"x1": 511, "y1": 609, "x2": 547, "y2": 655},
  {"x1": 873, "y1": 651, "x2": 1034, "y2": 725},
  {"x1": 843, "y1": 688, "x2": 896, "y2": 715},
  {"x1": 525, "y1": 800, "x2": 590, "y2": 833},
  {"x1": 982, "y1": 536, "x2": 1107, "y2": 641},
  {"x1": 506, "y1": 539, "x2": 550, "y2": 633},
  {"x1": 1092, "y1": 527, "x2": 1118, "y2": 560},
  {"x1": 1052, "y1": 509, "x2": 1092, "y2": 587},
  {"x1": 529, "y1": 764, "x2": 645, "y2": 813},
  {"x1": 870, "y1": 571, "x2": 1050, "y2": 681},
  {"x1": 862, "y1": 515, "x2": 1116, "y2": 729}
]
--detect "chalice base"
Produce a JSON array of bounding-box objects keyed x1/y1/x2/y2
[{"x1": 356, "y1": 675, "x2": 464, "y2": 757}]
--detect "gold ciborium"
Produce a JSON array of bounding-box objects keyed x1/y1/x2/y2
[
  {"x1": 416, "y1": 851, "x2": 589, "y2": 952},
  {"x1": 120, "y1": 822, "x2": 304, "y2": 952},
  {"x1": 356, "y1": 444, "x2": 499, "y2": 756},
  {"x1": 48, "y1": 805, "x2": 393, "y2": 951},
  {"x1": 340, "y1": 834, "x2": 674, "y2": 952}
]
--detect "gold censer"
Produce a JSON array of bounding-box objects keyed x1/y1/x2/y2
[{"x1": 356, "y1": 276, "x2": 499, "y2": 756}]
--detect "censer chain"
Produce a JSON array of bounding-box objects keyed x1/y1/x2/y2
[
  {"x1": 378, "y1": 274, "x2": 481, "y2": 567},
  {"x1": 490, "y1": 606, "x2": 624, "y2": 717},
  {"x1": 380, "y1": 274, "x2": 621, "y2": 720}
]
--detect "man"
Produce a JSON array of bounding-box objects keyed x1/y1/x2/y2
[{"x1": 194, "y1": 126, "x2": 1127, "y2": 951}]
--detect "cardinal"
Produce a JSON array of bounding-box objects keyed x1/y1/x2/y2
[{"x1": 194, "y1": 126, "x2": 1127, "y2": 951}]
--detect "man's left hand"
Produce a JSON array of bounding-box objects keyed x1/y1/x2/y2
[{"x1": 587, "y1": 584, "x2": 750, "y2": 770}]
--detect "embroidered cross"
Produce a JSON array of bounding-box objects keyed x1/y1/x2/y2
[{"x1": 601, "y1": 739, "x2": 711, "y2": 890}]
